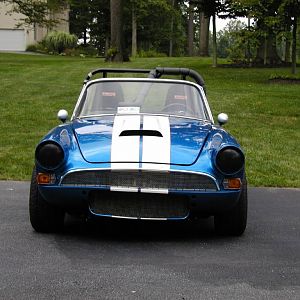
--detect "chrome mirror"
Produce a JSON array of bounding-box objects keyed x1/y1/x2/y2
[
  {"x1": 57, "y1": 109, "x2": 68, "y2": 123},
  {"x1": 217, "y1": 113, "x2": 228, "y2": 126}
]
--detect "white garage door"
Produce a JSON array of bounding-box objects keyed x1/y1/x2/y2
[{"x1": 0, "y1": 29, "x2": 26, "y2": 51}]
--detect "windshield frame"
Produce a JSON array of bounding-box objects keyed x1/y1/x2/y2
[{"x1": 71, "y1": 78, "x2": 214, "y2": 123}]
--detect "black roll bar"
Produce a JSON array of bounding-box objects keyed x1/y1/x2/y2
[
  {"x1": 83, "y1": 67, "x2": 206, "y2": 93},
  {"x1": 84, "y1": 68, "x2": 150, "y2": 84},
  {"x1": 148, "y1": 67, "x2": 206, "y2": 93}
]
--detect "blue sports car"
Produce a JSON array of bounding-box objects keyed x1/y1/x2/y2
[{"x1": 29, "y1": 67, "x2": 247, "y2": 235}]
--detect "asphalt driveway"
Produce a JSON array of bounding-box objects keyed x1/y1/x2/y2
[{"x1": 0, "y1": 181, "x2": 299, "y2": 299}]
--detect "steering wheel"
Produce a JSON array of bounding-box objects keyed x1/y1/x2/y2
[{"x1": 162, "y1": 103, "x2": 194, "y2": 115}]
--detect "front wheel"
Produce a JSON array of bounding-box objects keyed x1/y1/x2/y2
[
  {"x1": 29, "y1": 168, "x2": 65, "y2": 233},
  {"x1": 214, "y1": 178, "x2": 248, "y2": 236}
]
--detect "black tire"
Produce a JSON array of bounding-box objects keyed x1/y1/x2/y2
[
  {"x1": 214, "y1": 177, "x2": 248, "y2": 236},
  {"x1": 29, "y1": 167, "x2": 65, "y2": 233}
]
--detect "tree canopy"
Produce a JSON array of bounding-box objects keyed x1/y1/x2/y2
[{"x1": 3, "y1": 0, "x2": 299, "y2": 70}]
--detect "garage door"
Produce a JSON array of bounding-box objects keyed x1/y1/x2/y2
[{"x1": 0, "y1": 29, "x2": 26, "y2": 51}]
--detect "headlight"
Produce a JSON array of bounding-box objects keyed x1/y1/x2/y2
[
  {"x1": 215, "y1": 147, "x2": 244, "y2": 175},
  {"x1": 35, "y1": 141, "x2": 64, "y2": 169}
]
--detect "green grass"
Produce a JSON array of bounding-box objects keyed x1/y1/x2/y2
[{"x1": 0, "y1": 53, "x2": 299, "y2": 187}]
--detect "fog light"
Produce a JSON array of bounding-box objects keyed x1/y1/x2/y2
[
  {"x1": 223, "y1": 178, "x2": 241, "y2": 189},
  {"x1": 37, "y1": 173, "x2": 56, "y2": 185}
]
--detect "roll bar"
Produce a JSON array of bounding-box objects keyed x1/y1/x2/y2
[
  {"x1": 83, "y1": 67, "x2": 206, "y2": 93},
  {"x1": 83, "y1": 68, "x2": 151, "y2": 84},
  {"x1": 148, "y1": 67, "x2": 206, "y2": 93}
]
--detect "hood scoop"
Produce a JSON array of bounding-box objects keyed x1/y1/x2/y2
[
  {"x1": 73, "y1": 116, "x2": 212, "y2": 165},
  {"x1": 119, "y1": 130, "x2": 163, "y2": 137}
]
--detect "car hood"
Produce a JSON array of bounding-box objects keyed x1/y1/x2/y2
[{"x1": 72, "y1": 115, "x2": 212, "y2": 166}]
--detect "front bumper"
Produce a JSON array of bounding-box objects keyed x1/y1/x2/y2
[{"x1": 38, "y1": 185, "x2": 241, "y2": 219}]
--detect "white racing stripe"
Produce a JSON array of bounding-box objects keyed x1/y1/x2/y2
[
  {"x1": 111, "y1": 115, "x2": 141, "y2": 170},
  {"x1": 111, "y1": 115, "x2": 140, "y2": 192},
  {"x1": 110, "y1": 114, "x2": 171, "y2": 194},
  {"x1": 142, "y1": 115, "x2": 171, "y2": 171},
  {"x1": 142, "y1": 115, "x2": 170, "y2": 194}
]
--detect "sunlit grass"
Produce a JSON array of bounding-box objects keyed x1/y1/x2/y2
[{"x1": 0, "y1": 53, "x2": 299, "y2": 187}]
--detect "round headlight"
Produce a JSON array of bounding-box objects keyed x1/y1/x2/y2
[
  {"x1": 35, "y1": 142, "x2": 64, "y2": 169},
  {"x1": 215, "y1": 147, "x2": 244, "y2": 175}
]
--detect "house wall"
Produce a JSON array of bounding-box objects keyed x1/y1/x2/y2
[{"x1": 0, "y1": 2, "x2": 69, "y2": 51}]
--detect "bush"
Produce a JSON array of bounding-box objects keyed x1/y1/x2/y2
[
  {"x1": 76, "y1": 45, "x2": 98, "y2": 56},
  {"x1": 63, "y1": 46, "x2": 98, "y2": 57},
  {"x1": 43, "y1": 31, "x2": 78, "y2": 54},
  {"x1": 26, "y1": 42, "x2": 47, "y2": 53},
  {"x1": 137, "y1": 49, "x2": 167, "y2": 58},
  {"x1": 26, "y1": 44, "x2": 38, "y2": 52}
]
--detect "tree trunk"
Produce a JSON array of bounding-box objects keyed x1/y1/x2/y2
[
  {"x1": 169, "y1": 0, "x2": 175, "y2": 57},
  {"x1": 109, "y1": 0, "x2": 123, "y2": 62},
  {"x1": 83, "y1": 30, "x2": 87, "y2": 45},
  {"x1": 105, "y1": 35, "x2": 109, "y2": 57},
  {"x1": 131, "y1": 4, "x2": 137, "y2": 57},
  {"x1": 285, "y1": 38, "x2": 291, "y2": 63},
  {"x1": 254, "y1": 31, "x2": 282, "y2": 65},
  {"x1": 188, "y1": 2, "x2": 195, "y2": 56},
  {"x1": 212, "y1": 14, "x2": 217, "y2": 67},
  {"x1": 199, "y1": 12, "x2": 210, "y2": 57},
  {"x1": 291, "y1": 16, "x2": 297, "y2": 74}
]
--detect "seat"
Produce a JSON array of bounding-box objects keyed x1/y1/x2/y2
[
  {"x1": 95, "y1": 82, "x2": 124, "y2": 113},
  {"x1": 163, "y1": 84, "x2": 188, "y2": 114}
]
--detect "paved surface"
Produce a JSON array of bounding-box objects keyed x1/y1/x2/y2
[{"x1": 0, "y1": 181, "x2": 299, "y2": 300}]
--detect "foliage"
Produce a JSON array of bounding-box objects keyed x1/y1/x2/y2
[
  {"x1": 25, "y1": 44, "x2": 37, "y2": 52},
  {"x1": 229, "y1": 0, "x2": 300, "y2": 70},
  {"x1": 136, "y1": 49, "x2": 167, "y2": 58},
  {"x1": 69, "y1": 0, "x2": 93, "y2": 45},
  {"x1": 2, "y1": 0, "x2": 67, "y2": 28},
  {"x1": 124, "y1": 0, "x2": 186, "y2": 56},
  {"x1": 269, "y1": 73, "x2": 300, "y2": 80},
  {"x1": 105, "y1": 47, "x2": 118, "y2": 61},
  {"x1": 68, "y1": 0, "x2": 187, "y2": 57},
  {"x1": 70, "y1": 0, "x2": 111, "y2": 55},
  {"x1": 0, "y1": 53, "x2": 300, "y2": 187},
  {"x1": 226, "y1": 21, "x2": 258, "y2": 63},
  {"x1": 215, "y1": 19, "x2": 246, "y2": 58},
  {"x1": 43, "y1": 31, "x2": 78, "y2": 54}
]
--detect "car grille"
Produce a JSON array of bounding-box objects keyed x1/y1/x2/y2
[
  {"x1": 60, "y1": 170, "x2": 218, "y2": 191},
  {"x1": 89, "y1": 190, "x2": 189, "y2": 219}
]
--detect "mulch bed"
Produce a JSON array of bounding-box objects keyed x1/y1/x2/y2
[{"x1": 268, "y1": 78, "x2": 300, "y2": 84}]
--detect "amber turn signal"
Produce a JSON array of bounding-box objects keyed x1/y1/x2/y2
[
  {"x1": 37, "y1": 173, "x2": 55, "y2": 185},
  {"x1": 223, "y1": 178, "x2": 241, "y2": 189}
]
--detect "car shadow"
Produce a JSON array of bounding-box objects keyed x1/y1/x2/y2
[{"x1": 59, "y1": 214, "x2": 220, "y2": 242}]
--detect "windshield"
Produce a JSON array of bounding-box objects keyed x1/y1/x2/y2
[{"x1": 76, "y1": 80, "x2": 209, "y2": 120}]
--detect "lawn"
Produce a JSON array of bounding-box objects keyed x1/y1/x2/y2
[{"x1": 0, "y1": 53, "x2": 299, "y2": 187}]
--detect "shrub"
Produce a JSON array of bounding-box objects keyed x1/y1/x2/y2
[
  {"x1": 76, "y1": 45, "x2": 98, "y2": 56},
  {"x1": 26, "y1": 44, "x2": 38, "y2": 52},
  {"x1": 26, "y1": 42, "x2": 46, "y2": 53},
  {"x1": 137, "y1": 49, "x2": 167, "y2": 58},
  {"x1": 43, "y1": 31, "x2": 78, "y2": 54}
]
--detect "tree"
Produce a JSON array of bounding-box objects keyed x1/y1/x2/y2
[
  {"x1": 187, "y1": 1, "x2": 195, "y2": 56},
  {"x1": 279, "y1": 0, "x2": 300, "y2": 74},
  {"x1": 229, "y1": 0, "x2": 300, "y2": 72},
  {"x1": 125, "y1": 0, "x2": 184, "y2": 57},
  {"x1": 197, "y1": 1, "x2": 226, "y2": 65},
  {"x1": 131, "y1": 1, "x2": 137, "y2": 57},
  {"x1": 109, "y1": 0, "x2": 124, "y2": 62},
  {"x1": 88, "y1": 0, "x2": 110, "y2": 55},
  {"x1": 216, "y1": 20, "x2": 247, "y2": 58},
  {"x1": 198, "y1": 11, "x2": 210, "y2": 56},
  {"x1": 2, "y1": 0, "x2": 67, "y2": 28},
  {"x1": 69, "y1": 0, "x2": 92, "y2": 45}
]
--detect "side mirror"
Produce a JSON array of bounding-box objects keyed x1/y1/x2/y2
[
  {"x1": 217, "y1": 113, "x2": 228, "y2": 126},
  {"x1": 57, "y1": 109, "x2": 68, "y2": 123}
]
